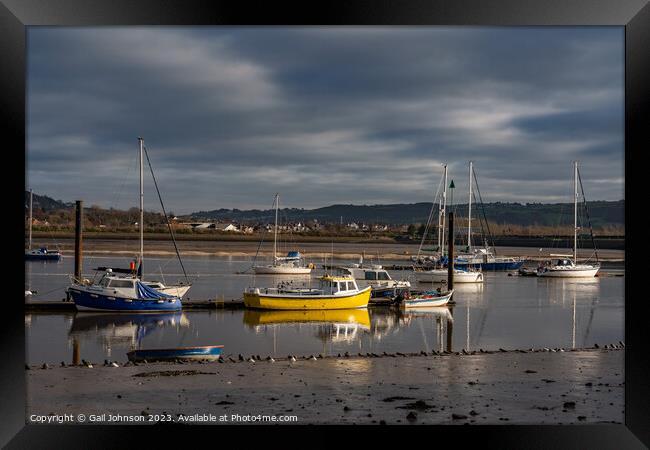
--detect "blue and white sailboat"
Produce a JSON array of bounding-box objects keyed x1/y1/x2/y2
[
  {"x1": 67, "y1": 137, "x2": 188, "y2": 312},
  {"x1": 451, "y1": 162, "x2": 524, "y2": 271},
  {"x1": 25, "y1": 189, "x2": 62, "y2": 261},
  {"x1": 68, "y1": 269, "x2": 182, "y2": 312}
]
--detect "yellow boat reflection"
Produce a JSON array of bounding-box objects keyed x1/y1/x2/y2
[{"x1": 243, "y1": 308, "x2": 371, "y2": 329}]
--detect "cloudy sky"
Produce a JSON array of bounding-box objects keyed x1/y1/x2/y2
[{"x1": 27, "y1": 27, "x2": 624, "y2": 214}]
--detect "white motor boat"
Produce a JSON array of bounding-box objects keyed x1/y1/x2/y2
[{"x1": 340, "y1": 264, "x2": 411, "y2": 293}]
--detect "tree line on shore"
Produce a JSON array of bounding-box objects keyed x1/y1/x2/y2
[{"x1": 25, "y1": 192, "x2": 624, "y2": 238}]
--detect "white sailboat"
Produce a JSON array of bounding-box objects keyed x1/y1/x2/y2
[
  {"x1": 414, "y1": 164, "x2": 483, "y2": 284},
  {"x1": 253, "y1": 193, "x2": 312, "y2": 275},
  {"x1": 537, "y1": 161, "x2": 600, "y2": 278}
]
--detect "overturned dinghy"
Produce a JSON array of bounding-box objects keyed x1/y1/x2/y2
[{"x1": 127, "y1": 345, "x2": 224, "y2": 362}]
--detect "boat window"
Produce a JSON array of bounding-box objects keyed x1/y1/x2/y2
[
  {"x1": 108, "y1": 279, "x2": 135, "y2": 288},
  {"x1": 377, "y1": 271, "x2": 390, "y2": 280},
  {"x1": 364, "y1": 272, "x2": 377, "y2": 280},
  {"x1": 98, "y1": 276, "x2": 110, "y2": 287},
  {"x1": 347, "y1": 281, "x2": 356, "y2": 291}
]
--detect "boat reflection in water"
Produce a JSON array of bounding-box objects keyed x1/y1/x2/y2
[
  {"x1": 398, "y1": 306, "x2": 455, "y2": 353},
  {"x1": 68, "y1": 312, "x2": 189, "y2": 363},
  {"x1": 243, "y1": 309, "x2": 371, "y2": 353}
]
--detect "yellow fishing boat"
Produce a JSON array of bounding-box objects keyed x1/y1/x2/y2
[
  {"x1": 243, "y1": 308, "x2": 371, "y2": 328},
  {"x1": 243, "y1": 275, "x2": 371, "y2": 310}
]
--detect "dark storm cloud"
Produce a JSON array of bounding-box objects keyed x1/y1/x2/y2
[{"x1": 27, "y1": 27, "x2": 623, "y2": 213}]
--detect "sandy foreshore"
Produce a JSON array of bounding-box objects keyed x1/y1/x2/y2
[
  {"x1": 30, "y1": 238, "x2": 624, "y2": 262},
  {"x1": 27, "y1": 347, "x2": 624, "y2": 425}
]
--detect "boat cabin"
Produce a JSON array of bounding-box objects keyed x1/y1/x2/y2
[
  {"x1": 94, "y1": 270, "x2": 170, "y2": 291},
  {"x1": 96, "y1": 272, "x2": 137, "y2": 289},
  {"x1": 318, "y1": 275, "x2": 360, "y2": 295},
  {"x1": 363, "y1": 270, "x2": 391, "y2": 281},
  {"x1": 342, "y1": 265, "x2": 393, "y2": 281},
  {"x1": 554, "y1": 259, "x2": 575, "y2": 267}
]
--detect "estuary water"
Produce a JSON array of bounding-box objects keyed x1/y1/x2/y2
[{"x1": 25, "y1": 255, "x2": 624, "y2": 365}]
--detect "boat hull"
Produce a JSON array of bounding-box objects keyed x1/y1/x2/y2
[
  {"x1": 370, "y1": 286, "x2": 402, "y2": 298},
  {"x1": 415, "y1": 270, "x2": 483, "y2": 284},
  {"x1": 156, "y1": 285, "x2": 192, "y2": 298},
  {"x1": 537, "y1": 267, "x2": 599, "y2": 278},
  {"x1": 253, "y1": 266, "x2": 312, "y2": 275},
  {"x1": 243, "y1": 286, "x2": 371, "y2": 310},
  {"x1": 401, "y1": 290, "x2": 454, "y2": 308},
  {"x1": 127, "y1": 345, "x2": 223, "y2": 362},
  {"x1": 454, "y1": 261, "x2": 524, "y2": 271},
  {"x1": 69, "y1": 287, "x2": 182, "y2": 312},
  {"x1": 25, "y1": 252, "x2": 62, "y2": 261}
]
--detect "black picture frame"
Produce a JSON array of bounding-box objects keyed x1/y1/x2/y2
[{"x1": 3, "y1": 0, "x2": 647, "y2": 447}]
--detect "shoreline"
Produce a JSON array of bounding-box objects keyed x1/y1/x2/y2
[
  {"x1": 27, "y1": 238, "x2": 625, "y2": 262},
  {"x1": 27, "y1": 347, "x2": 624, "y2": 425}
]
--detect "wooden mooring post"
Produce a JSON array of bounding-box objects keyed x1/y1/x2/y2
[
  {"x1": 74, "y1": 200, "x2": 83, "y2": 281},
  {"x1": 447, "y1": 212, "x2": 454, "y2": 299}
]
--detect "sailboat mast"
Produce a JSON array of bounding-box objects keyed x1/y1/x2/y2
[
  {"x1": 29, "y1": 188, "x2": 33, "y2": 250},
  {"x1": 468, "y1": 161, "x2": 473, "y2": 252},
  {"x1": 139, "y1": 137, "x2": 144, "y2": 274},
  {"x1": 440, "y1": 164, "x2": 448, "y2": 256},
  {"x1": 573, "y1": 161, "x2": 578, "y2": 262},
  {"x1": 273, "y1": 193, "x2": 279, "y2": 261}
]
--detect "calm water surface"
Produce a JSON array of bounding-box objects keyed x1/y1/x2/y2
[{"x1": 25, "y1": 255, "x2": 624, "y2": 364}]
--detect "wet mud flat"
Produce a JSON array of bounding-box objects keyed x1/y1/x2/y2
[
  {"x1": 27, "y1": 348, "x2": 624, "y2": 425},
  {"x1": 29, "y1": 238, "x2": 624, "y2": 261}
]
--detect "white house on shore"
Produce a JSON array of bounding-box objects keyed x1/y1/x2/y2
[
  {"x1": 180, "y1": 222, "x2": 240, "y2": 232},
  {"x1": 214, "y1": 223, "x2": 239, "y2": 232}
]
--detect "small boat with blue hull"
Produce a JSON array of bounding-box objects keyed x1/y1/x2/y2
[
  {"x1": 25, "y1": 247, "x2": 62, "y2": 261},
  {"x1": 67, "y1": 269, "x2": 182, "y2": 312},
  {"x1": 25, "y1": 189, "x2": 63, "y2": 261},
  {"x1": 127, "y1": 345, "x2": 224, "y2": 362}
]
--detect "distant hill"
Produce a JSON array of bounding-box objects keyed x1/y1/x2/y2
[
  {"x1": 191, "y1": 200, "x2": 624, "y2": 228},
  {"x1": 25, "y1": 190, "x2": 624, "y2": 231},
  {"x1": 24, "y1": 191, "x2": 72, "y2": 212}
]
